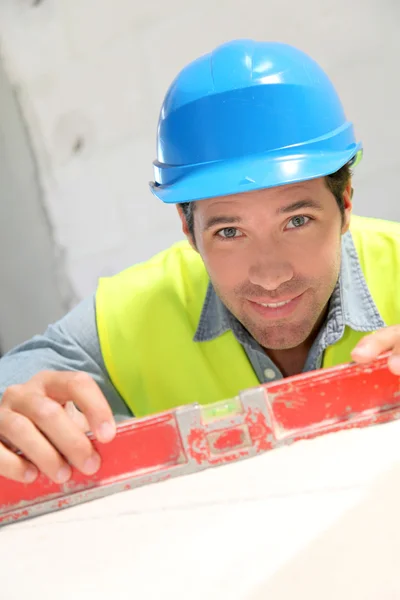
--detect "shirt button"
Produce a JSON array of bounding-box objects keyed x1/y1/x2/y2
[{"x1": 264, "y1": 368, "x2": 276, "y2": 380}]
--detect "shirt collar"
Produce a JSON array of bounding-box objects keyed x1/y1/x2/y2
[{"x1": 194, "y1": 229, "x2": 385, "y2": 344}]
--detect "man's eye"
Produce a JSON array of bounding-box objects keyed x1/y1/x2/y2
[
  {"x1": 217, "y1": 227, "x2": 241, "y2": 238},
  {"x1": 286, "y1": 215, "x2": 310, "y2": 229}
]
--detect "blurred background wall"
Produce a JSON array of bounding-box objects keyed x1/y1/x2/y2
[{"x1": 0, "y1": 0, "x2": 397, "y2": 351}]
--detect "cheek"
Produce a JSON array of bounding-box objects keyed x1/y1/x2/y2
[
  {"x1": 308, "y1": 230, "x2": 342, "y2": 280},
  {"x1": 287, "y1": 226, "x2": 341, "y2": 285},
  {"x1": 320, "y1": 226, "x2": 342, "y2": 258},
  {"x1": 199, "y1": 243, "x2": 247, "y2": 290}
]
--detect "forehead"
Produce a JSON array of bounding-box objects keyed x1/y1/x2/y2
[{"x1": 195, "y1": 177, "x2": 329, "y2": 215}]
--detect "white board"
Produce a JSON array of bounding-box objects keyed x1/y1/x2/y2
[{"x1": 2, "y1": 419, "x2": 400, "y2": 599}]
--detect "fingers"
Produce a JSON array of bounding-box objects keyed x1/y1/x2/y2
[
  {"x1": 389, "y1": 341, "x2": 400, "y2": 375},
  {"x1": 0, "y1": 438, "x2": 38, "y2": 484},
  {"x1": 351, "y1": 327, "x2": 400, "y2": 375},
  {"x1": 34, "y1": 371, "x2": 116, "y2": 443},
  {"x1": 10, "y1": 393, "x2": 101, "y2": 479},
  {"x1": 351, "y1": 327, "x2": 398, "y2": 362},
  {"x1": 0, "y1": 408, "x2": 70, "y2": 483},
  {"x1": 0, "y1": 372, "x2": 116, "y2": 484}
]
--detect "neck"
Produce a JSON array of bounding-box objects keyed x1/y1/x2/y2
[
  {"x1": 266, "y1": 346, "x2": 309, "y2": 377},
  {"x1": 265, "y1": 305, "x2": 329, "y2": 377}
]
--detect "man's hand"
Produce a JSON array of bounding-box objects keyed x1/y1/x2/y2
[
  {"x1": 0, "y1": 371, "x2": 116, "y2": 484},
  {"x1": 351, "y1": 326, "x2": 400, "y2": 375}
]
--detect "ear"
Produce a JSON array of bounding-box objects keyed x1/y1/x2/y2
[
  {"x1": 176, "y1": 205, "x2": 189, "y2": 236},
  {"x1": 341, "y1": 180, "x2": 353, "y2": 234},
  {"x1": 176, "y1": 205, "x2": 197, "y2": 251}
]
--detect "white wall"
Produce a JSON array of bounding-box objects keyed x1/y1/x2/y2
[
  {"x1": 0, "y1": 55, "x2": 74, "y2": 352},
  {"x1": 0, "y1": 0, "x2": 398, "y2": 348}
]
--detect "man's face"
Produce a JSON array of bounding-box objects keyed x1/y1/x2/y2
[{"x1": 180, "y1": 177, "x2": 352, "y2": 351}]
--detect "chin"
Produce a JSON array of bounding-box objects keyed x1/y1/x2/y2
[{"x1": 249, "y1": 322, "x2": 315, "y2": 351}]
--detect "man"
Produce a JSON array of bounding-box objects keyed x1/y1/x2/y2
[{"x1": 0, "y1": 39, "x2": 399, "y2": 487}]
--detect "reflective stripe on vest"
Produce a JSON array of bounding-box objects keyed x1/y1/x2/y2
[{"x1": 96, "y1": 215, "x2": 400, "y2": 417}]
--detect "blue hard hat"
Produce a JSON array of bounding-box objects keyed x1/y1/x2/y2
[{"x1": 150, "y1": 39, "x2": 362, "y2": 204}]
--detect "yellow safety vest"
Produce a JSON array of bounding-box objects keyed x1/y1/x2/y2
[{"x1": 96, "y1": 215, "x2": 400, "y2": 417}]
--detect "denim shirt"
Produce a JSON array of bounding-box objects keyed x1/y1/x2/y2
[{"x1": 0, "y1": 231, "x2": 385, "y2": 418}]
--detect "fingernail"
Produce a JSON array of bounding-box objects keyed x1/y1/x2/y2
[
  {"x1": 56, "y1": 465, "x2": 71, "y2": 484},
  {"x1": 97, "y1": 421, "x2": 116, "y2": 443},
  {"x1": 389, "y1": 355, "x2": 400, "y2": 374},
  {"x1": 24, "y1": 466, "x2": 38, "y2": 483},
  {"x1": 83, "y1": 453, "x2": 101, "y2": 475},
  {"x1": 352, "y1": 345, "x2": 371, "y2": 357}
]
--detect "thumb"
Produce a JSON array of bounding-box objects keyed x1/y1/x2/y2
[{"x1": 64, "y1": 401, "x2": 91, "y2": 433}]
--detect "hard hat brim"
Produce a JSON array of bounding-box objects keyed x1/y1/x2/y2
[{"x1": 150, "y1": 144, "x2": 362, "y2": 204}]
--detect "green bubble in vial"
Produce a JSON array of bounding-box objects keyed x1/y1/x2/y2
[{"x1": 202, "y1": 397, "x2": 241, "y2": 421}]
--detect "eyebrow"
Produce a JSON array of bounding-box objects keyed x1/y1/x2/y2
[
  {"x1": 203, "y1": 215, "x2": 242, "y2": 231},
  {"x1": 278, "y1": 199, "x2": 324, "y2": 214},
  {"x1": 203, "y1": 199, "x2": 323, "y2": 230}
]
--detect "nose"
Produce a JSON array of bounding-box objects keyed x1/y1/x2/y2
[{"x1": 248, "y1": 250, "x2": 294, "y2": 291}]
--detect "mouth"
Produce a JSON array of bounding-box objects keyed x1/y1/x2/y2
[
  {"x1": 256, "y1": 299, "x2": 293, "y2": 308},
  {"x1": 246, "y1": 292, "x2": 304, "y2": 319}
]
